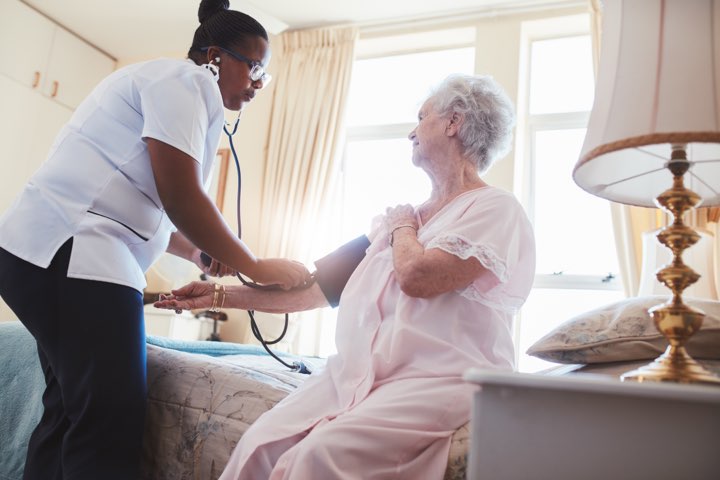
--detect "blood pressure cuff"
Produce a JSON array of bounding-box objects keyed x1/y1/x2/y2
[{"x1": 313, "y1": 234, "x2": 371, "y2": 308}]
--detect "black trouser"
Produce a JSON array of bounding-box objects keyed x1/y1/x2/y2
[{"x1": 0, "y1": 239, "x2": 146, "y2": 480}]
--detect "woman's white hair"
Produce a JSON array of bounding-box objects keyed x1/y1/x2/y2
[{"x1": 428, "y1": 74, "x2": 516, "y2": 173}]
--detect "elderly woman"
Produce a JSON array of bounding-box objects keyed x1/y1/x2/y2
[{"x1": 156, "y1": 73, "x2": 535, "y2": 479}]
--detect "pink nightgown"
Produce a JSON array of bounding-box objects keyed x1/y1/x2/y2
[{"x1": 219, "y1": 186, "x2": 536, "y2": 480}]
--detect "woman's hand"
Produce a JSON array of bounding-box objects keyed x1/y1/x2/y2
[
  {"x1": 252, "y1": 258, "x2": 312, "y2": 290},
  {"x1": 383, "y1": 204, "x2": 419, "y2": 231},
  {"x1": 154, "y1": 281, "x2": 214, "y2": 312},
  {"x1": 190, "y1": 249, "x2": 236, "y2": 277}
]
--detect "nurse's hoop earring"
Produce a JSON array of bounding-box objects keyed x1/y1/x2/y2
[{"x1": 203, "y1": 63, "x2": 219, "y2": 79}]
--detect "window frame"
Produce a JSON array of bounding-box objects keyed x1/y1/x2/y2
[
  {"x1": 513, "y1": 15, "x2": 624, "y2": 370},
  {"x1": 516, "y1": 15, "x2": 621, "y2": 291}
]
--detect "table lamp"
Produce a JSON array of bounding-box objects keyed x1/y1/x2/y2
[{"x1": 573, "y1": 0, "x2": 720, "y2": 384}]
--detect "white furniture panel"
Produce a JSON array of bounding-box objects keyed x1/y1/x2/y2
[
  {"x1": 0, "y1": 74, "x2": 71, "y2": 213},
  {"x1": 464, "y1": 369, "x2": 720, "y2": 480},
  {"x1": 144, "y1": 306, "x2": 216, "y2": 341},
  {"x1": 0, "y1": 0, "x2": 115, "y2": 109},
  {"x1": 0, "y1": 0, "x2": 55, "y2": 91},
  {"x1": 45, "y1": 28, "x2": 116, "y2": 109}
]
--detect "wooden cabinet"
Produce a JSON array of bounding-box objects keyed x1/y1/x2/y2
[{"x1": 0, "y1": 0, "x2": 115, "y2": 110}]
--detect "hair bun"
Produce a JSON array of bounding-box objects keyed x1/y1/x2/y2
[{"x1": 198, "y1": 0, "x2": 230, "y2": 24}]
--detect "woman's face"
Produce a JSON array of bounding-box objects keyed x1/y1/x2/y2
[
  {"x1": 408, "y1": 99, "x2": 447, "y2": 168},
  {"x1": 214, "y1": 36, "x2": 271, "y2": 111}
]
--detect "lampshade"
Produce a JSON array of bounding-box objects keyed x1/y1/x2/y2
[{"x1": 573, "y1": 0, "x2": 720, "y2": 206}]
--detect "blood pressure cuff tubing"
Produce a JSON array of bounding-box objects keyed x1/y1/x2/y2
[{"x1": 313, "y1": 234, "x2": 371, "y2": 308}]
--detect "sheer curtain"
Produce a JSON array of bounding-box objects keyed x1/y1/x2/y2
[
  {"x1": 589, "y1": 0, "x2": 719, "y2": 298},
  {"x1": 256, "y1": 26, "x2": 358, "y2": 355},
  {"x1": 257, "y1": 26, "x2": 357, "y2": 261}
]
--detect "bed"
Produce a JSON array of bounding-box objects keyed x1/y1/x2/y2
[
  {"x1": 0, "y1": 321, "x2": 469, "y2": 480},
  {"x1": 141, "y1": 338, "x2": 471, "y2": 480},
  {"x1": 2, "y1": 293, "x2": 719, "y2": 480}
]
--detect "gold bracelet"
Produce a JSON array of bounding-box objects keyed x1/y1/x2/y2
[
  {"x1": 219, "y1": 284, "x2": 226, "y2": 310},
  {"x1": 389, "y1": 224, "x2": 417, "y2": 246},
  {"x1": 210, "y1": 283, "x2": 221, "y2": 312}
]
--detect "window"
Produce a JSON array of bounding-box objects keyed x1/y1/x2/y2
[{"x1": 515, "y1": 16, "x2": 624, "y2": 373}]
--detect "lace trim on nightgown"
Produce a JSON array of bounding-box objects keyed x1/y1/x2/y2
[
  {"x1": 458, "y1": 286, "x2": 525, "y2": 314},
  {"x1": 427, "y1": 234, "x2": 522, "y2": 313},
  {"x1": 427, "y1": 233, "x2": 508, "y2": 283}
]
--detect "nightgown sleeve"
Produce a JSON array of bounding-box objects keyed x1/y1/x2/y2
[{"x1": 426, "y1": 190, "x2": 535, "y2": 312}]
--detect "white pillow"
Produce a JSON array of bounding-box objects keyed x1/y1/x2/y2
[{"x1": 526, "y1": 296, "x2": 720, "y2": 364}]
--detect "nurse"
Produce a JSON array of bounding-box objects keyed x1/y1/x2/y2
[{"x1": 0, "y1": 0, "x2": 309, "y2": 478}]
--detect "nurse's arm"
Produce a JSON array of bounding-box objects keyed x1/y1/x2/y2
[
  {"x1": 147, "y1": 138, "x2": 259, "y2": 275},
  {"x1": 166, "y1": 231, "x2": 235, "y2": 277},
  {"x1": 166, "y1": 231, "x2": 196, "y2": 259}
]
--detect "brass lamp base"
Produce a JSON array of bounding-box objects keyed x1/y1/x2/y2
[
  {"x1": 620, "y1": 144, "x2": 720, "y2": 386},
  {"x1": 621, "y1": 345, "x2": 720, "y2": 385}
]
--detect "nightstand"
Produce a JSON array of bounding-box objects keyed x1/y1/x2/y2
[
  {"x1": 194, "y1": 309, "x2": 228, "y2": 341},
  {"x1": 463, "y1": 369, "x2": 720, "y2": 480},
  {"x1": 143, "y1": 305, "x2": 213, "y2": 341}
]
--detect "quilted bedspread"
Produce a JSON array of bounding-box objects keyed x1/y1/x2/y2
[{"x1": 141, "y1": 344, "x2": 470, "y2": 480}]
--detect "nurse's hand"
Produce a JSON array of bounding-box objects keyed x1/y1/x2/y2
[
  {"x1": 252, "y1": 258, "x2": 312, "y2": 290},
  {"x1": 154, "y1": 281, "x2": 214, "y2": 312},
  {"x1": 191, "y1": 250, "x2": 236, "y2": 277}
]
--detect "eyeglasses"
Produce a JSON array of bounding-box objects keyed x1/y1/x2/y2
[{"x1": 201, "y1": 47, "x2": 272, "y2": 86}]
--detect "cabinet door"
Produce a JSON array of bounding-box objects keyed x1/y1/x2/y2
[
  {"x1": 26, "y1": 88, "x2": 73, "y2": 177},
  {"x1": 0, "y1": 74, "x2": 37, "y2": 211},
  {"x1": 0, "y1": 0, "x2": 55, "y2": 90},
  {"x1": 0, "y1": 74, "x2": 71, "y2": 214},
  {"x1": 45, "y1": 28, "x2": 116, "y2": 109}
]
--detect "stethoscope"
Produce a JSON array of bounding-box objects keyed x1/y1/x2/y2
[{"x1": 201, "y1": 115, "x2": 313, "y2": 374}]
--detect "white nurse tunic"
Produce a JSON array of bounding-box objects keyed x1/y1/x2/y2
[{"x1": 0, "y1": 58, "x2": 224, "y2": 291}]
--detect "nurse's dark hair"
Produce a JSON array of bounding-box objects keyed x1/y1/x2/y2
[{"x1": 188, "y1": 0, "x2": 268, "y2": 62}]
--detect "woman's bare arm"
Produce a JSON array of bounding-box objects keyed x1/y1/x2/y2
[
  {"x1": 384, "y1": 204, "x2": 485, "y2": 299},
  {"x1": 154, "y1": 281, "x2": 329, "y2": 313}
]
